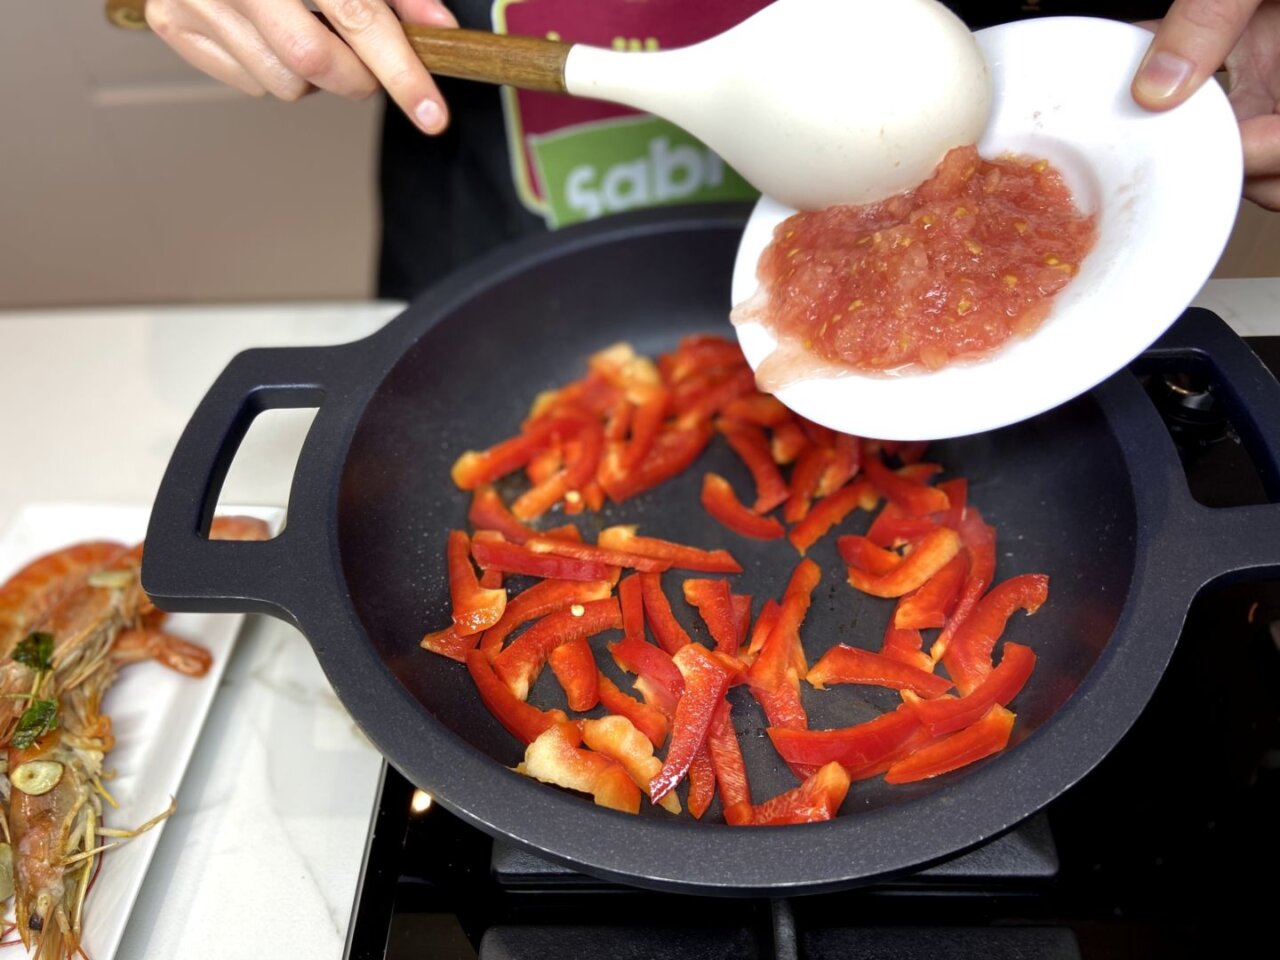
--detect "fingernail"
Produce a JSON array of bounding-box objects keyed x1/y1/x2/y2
[
  {"x1": 415, "y1": 98, "x2": 443, "y2": 133},
  {"x1": 1135, "y1": 50, "x2": 1194, "y2": 102}
]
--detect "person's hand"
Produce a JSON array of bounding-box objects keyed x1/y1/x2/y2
[
  {"x1": 1132, "y1": 0, "x2": 1280, "y2": 208},
  {"x1": 145, "y1": 0, "x2": 456, "y2": 134}
]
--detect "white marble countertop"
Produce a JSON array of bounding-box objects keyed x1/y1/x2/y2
[{"x1": 0, "y1": 281, "x2": 1275, "y2": 959}]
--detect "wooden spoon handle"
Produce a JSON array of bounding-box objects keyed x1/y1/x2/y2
[{"x1": 104, "y1": 1, "x2": 571, "y2": 93}]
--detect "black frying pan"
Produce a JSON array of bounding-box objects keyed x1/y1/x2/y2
[{"x1": 142, "y1": 207, "x2": 1280, "y2": 895}]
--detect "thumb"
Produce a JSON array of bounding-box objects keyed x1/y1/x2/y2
[{"x1": 1131, "y1": 0, "x2": 1261, "y2": 111}]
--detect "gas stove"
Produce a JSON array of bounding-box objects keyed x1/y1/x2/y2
[{"x1": 342, "y1": 336, "x2": 1280, "y2": 960}]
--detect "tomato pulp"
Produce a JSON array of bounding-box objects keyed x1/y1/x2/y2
[{"x1": 752, "y1": 146, "x2": 1097, "y2": 374}]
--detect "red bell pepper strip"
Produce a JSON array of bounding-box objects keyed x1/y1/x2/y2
[
  {"x1": 580, "y1": 715, "x2": 681, "y2": 814},
  {"x1": 649, "y1": 644, "x2": 733, "y2": 803},
  {"x1": 721, "y1": 393, "x2": 792, "y2": 427},
  {"x1": 866, "y1": 503, "x2": 939, "y2": 548},
  {"x1": 680, "y1": 366, "x2": 757, "y2": 422},
  {"x1": 600, "y1": 420, "x2": 713, "y2": 503},
  {"x1": 745, "y1": 598, "x2": 781, "y2": 662},
  {"x1": 527, "y1": 370, "x2": 617, "y2": 423},
  {"x1": 766, "y1": 705, "x2": 923, "y2": 780},
  {"x1": 598, "y1": 526, "x2": 742, "y2": 573},
  {"x1": 783, "y1": 444, "x2": 831, "y2": 523},
  {"x1": 748, "y1": 559, "x2": 819, "y2": 694},
  {"x1": 884, "y1": 704, "x2": 1016, "y2": 784},
  {"x1": 862, "y1": 455, "x2": 950, "y2": 516},
  {"x1": 687, "y1": 746, "x2": 717, "y2": 819},
  {"x1": 492, "y1": 598, "x2": 622, "y2": 701},
  {"x1": 716, "y1": 419, "x2": 790, "y2": 514},
  {"x1": 622, "y1": 386, "x2": 670, "y2": 470},
  {"x1": 683, "y1": 578, "x2": 739, "y2": 654},
  {"x1": 597, "y1": 672, "x2": 669, "y2": 749},
  {"x1": 468, "y1": 486, "x2": 541, "y2": 545},
  {"x1": 894, "y1": 552, "x2": 969, "y2": 630},
  {"x1": 753, "y1": 679, "x2": 809, "y2": 737},
  {"x1": 816, "y1": 433, "x2": 862, "y2": 497},
  {"x1": 908, "y1": 642, "x2": 1036, "y2": 736},
  {"x1": 451, "y1": 427, "x2": 551, "y2": 490},
  {"x1": 933, "y1": 478, "x2": 968, "y2": 528},
  {"x1": 896, "y1": 440, "x2": 930, "y2": 464},
  {"x1": 726, "y1": 761, "x2": 851, "y2": 826},
  {"x1": 942, "y1": 574, "x2": 1049, "y2": 695},
  {"x1": 806, "y1": 645, "x2": 953, "y2": 698},
  {"x1": 511, "y1": 416, "x2": 605, "y2": 519},
  {"x1": 479, "y1": 568, "x2": 504, "y2": 589},
  {"x1": 602, "y1": 394, "x2": 633, "y2": 443},
  {"x1": 930, "y1": 509, "x2": 998, "y2": 663},
  {"x1": 517, "y1": 722, "x2": 641, "y2": 813},
  {"x1": 520, "y1": 535, "x2": 672, "y2": 573},
  {"x1": 847, "y1": 527, "x2": 963, "y2": 598},
  {"x1": 526, "y1": 445, "x2": 562, "y2": 486},
  {"x1": 799, "y1": 417, "x2": 837, "y2": 449},
  {"x1": 771, "y1": 420, "x2": 810, "y2": 466},
  {"x1": 639, "y1": 572, "x2": 692, "y2": 654},
  {"x1": 707, "y1": 699, "x2": 751, "y2": 811},
  {"x1": 588, "y1": 341, "x2": 662, "y2": 391},
  {"x1": 701, "y1": 473, "x2": 786, "y2": 540},
  {"x1": 788, "y1": 479, "x2": 878, "y2": 555},
  {"x1": 448, "y1": 530, "x2": 507, "y2": 636},
  {"x1": 618, "y1": 573, "x2": 647, "y2": 644},
  {"x1": 466, "y1": 650, "x2": 568, "y2": 745},
  {"x1": 879, "y1": 621, "x2": 933, "y2": 673},
  {"x1": 419, "y1": 623, "x2": 479, "y2": 663},
  {"x1": 837, "y1": 536, "x2": 904, "y2": 577},
  {"x1": 479, "y1": 578, "x2": 614, "y2": 660},
  {"x1": 661, "y1": 336, "x2": 746, "y2": 384},
  {"x1": 471, "y1": 532, "x2": 616, "y2": 582},
  {"x1": 547, "y1": 635, "x2": 600, "y2": 711},
  {"x1": 731, "y1": 594, "x2": 752, "y2": 650},
  {"x1": 608, "y1": 636, "x2": 684, "y2": 714}
]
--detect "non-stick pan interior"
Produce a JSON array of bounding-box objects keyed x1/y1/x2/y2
[{"x1": 336, "y1": 222, "x2": 1137, "y2": 824}]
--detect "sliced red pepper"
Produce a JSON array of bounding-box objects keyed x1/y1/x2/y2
[
  {"x1": 866, "y1": 502, "x2": 939, "y2": 548},
  {"x1": 767, "y1": 705, "x2": 922, "y2": 780},
  {"x1": 847, "y1": 527, "x2": 963, "y2": 598},
  {"x1": 520, "y1": 535, "x2": 672, "y2": 573},
  {"x1": 707, "y1": 699, "x2": 751, "y2": 811},
  {"x1": 745, "y1": 598, "x2": 781, "y2": 662},
  {"x1": 466, "y1": 650, "x2": 568, "y2": 745},
  {"x1": 588, "y1": 341, "x2": 662, "y2": 391},
  {"x1": 618, "y1": 573, "x2": 647, "y2": 644},
  {"x1": 602, "y1": 394, "x2": 633, "y2": 443},
  {"x1": 942, "y1": 574, "x2": 1049, "y2": 695},
  {"x1": 717, "y1": 419, "x2": 790, "y2": 514},
  {"x1": 472, "y1": 532, "x2": 616, "y2": 582},
  {"x1": 747, "y1": 559, "x2": 820, "y2": 694},
  {"x1": 731, "y1": 594, "x2": 752, "y2": 650},
  {"x1": 526, "y1": 445, "x2": 563, "y2": 486},
  {"x1": 752, "y1": 680, "x2": 809, "y2": 736},
  {"x1": 448, "y1": 530, "x2": 506, "y2": 636},
  {"x1": 788, "y1": 479, "x2": 878, "y2": 555},
  {"x1": 895, "y1": 552, "x2": 969, "y2": 630},
  {"x1": 547, "y1": 635, "x2": 600, "y2": 711},
  {"x1": 680, "y1": 366, "x2": 757, "y2": 423},
  {"x1": 600, "y1": 420, "x2": 713, "y2": 503},
  {"x1": 451, "y1": 429, "x2": 547, "y2": 490},
  {"x1": 479, "y1": 567, "x2": 504, "y2": 589},
  {"x1": 598, "y1": 526, "x2": 742, "y2": 573},
  {"x1": 908, "y1": 642, "x2": 1036, "y2": 736},
  {"x1": 527, "y1": 370, "x2": 617, "y2": 423},
  {"x1": 701, "y1": 473, "x2": 786, "y2": 540},
  {"x1": 492, "y1": 598, "x2": 622, "y2": 701},
  {"x1": 799, "y1": 417, "x2": 837, "y2": 449},
  {"x1": 687, "y1": 745, "x2": 717, "y2": 819},
  {"x1": 884, "y1": 704, "x2": 1016, "y2": 784},
  {"x1": 896, "y1": 440, "x2": 930, "y2": 464},
  {"x1": 721, "y1": 393, "x2": 792, "y2": 427},
  {"x1": 862, "y1": 454, "x2": 950, "y2": 516},
  {"x1": 511, "y1": 416, "x2": 604, "y2": 520},
  {"x1": 622, "y1": 386, "x2": 670, "y2": 470},
  {"x1": 640, "y1": 572, "x2": 693, "y2": 654},
  {"x1": 837, "y1": 536, "x2": 904, "y2": 577},
  {"x1": 608, "y1": 636, "x2": 685, "y2": 714},
  {"x1": 479, "y1": 578, "x2": 613, "y2": 660},
  {"x1": 879, "y1": 621, "x2": 932, "y2": 673},
  {"x1": 469, "y1": 486, "x2": 541, "y2": 545},
  {"x1": 683, "y1": 578, "x2": 739, "y2": 654},
  {"x1": 816, "y1": 433, "x2": 861, "y2": 497},
  {"x1": 660, "y1": 336, "x2": 746, "y2": 385},
  {"x1": 782, "y1": 444, "x2": 831, "y2": 523},
  {"x1": 517, "y1": 721, "x2": 641, "y2": 813},
  {"x1": 933, "y1": 478, "x2": 969, "y2": 528},
  {"x1": 727, "y1": 761, "x2": 850, "y2": 826},
  {"x1": 597, "y1": 672, "x2": 670, "y2": 749},
  {"x1": 580, "y1": 715, "x2": 680, "y2": 814},
  {"x1": 930, "y1": 509, "x2": 998, "y2": 663},
  {"x1": 771, "y1": 420, "x2": 810, "y2": 466},
  {"x1": 419, "y1": 623, "x2": 479, "y2": 663},
  {"x1": 649, "y1": 644, "x2": 733, "y2": 803},
  {"x1": 807, "y1": 645, "x2": 953, "y2": 698}
]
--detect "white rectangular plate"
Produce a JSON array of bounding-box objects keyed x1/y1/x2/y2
[{"x1": 0, "y1": 503, "x2": 282, "y2": 960}]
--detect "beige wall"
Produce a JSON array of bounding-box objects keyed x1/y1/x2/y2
[
  {"x1": 0, "y1": 2, "x2": 379, "y2": 309},
  {"x1": 0, "y1": 4, "x2": 1275, "y2": 309}
]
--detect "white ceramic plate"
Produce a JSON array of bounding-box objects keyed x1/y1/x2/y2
[
  {"x1": 0, "y1": 503, "x2": 282, "y2": 960},
  {"x1": 731, "y1": 17, "x2": 1243, "y2": 440}
]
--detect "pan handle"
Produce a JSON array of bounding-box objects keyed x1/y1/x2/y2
[
  {"x1": 142, "y1": 341, "x2": 363, "y2": 623},
  {"x1": 1139, "y1": 307, "x2": 1280, "y2": 584}
]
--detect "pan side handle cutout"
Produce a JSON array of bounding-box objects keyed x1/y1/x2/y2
[{"x1": 209, "y1": 407, "x2": 320, "y2": 539}]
